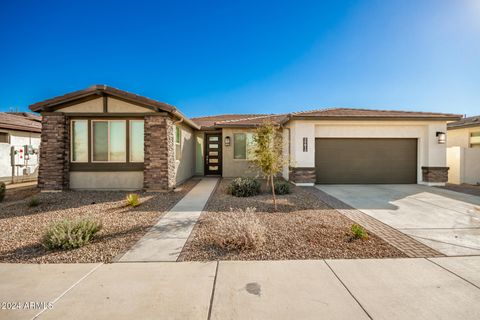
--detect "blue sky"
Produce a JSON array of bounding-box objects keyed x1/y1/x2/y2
[{"x1": 1, "y1": 0, "x2": 479, "y2": 117}]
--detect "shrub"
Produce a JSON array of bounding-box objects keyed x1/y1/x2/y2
[
  {"x1": 42, "y1": 218, "x2": 102, "y2": 250},
  {"x1": 0, "y1": 181, "x2": 5, "y2": 202},
  {"x1": 204, "y1": 207, "x2": 266, "y2": 251},
  {"x1": 274, "y1": 180, "x2": 291, "y2": 195},
  {"x1": 226, "y1": 177, "x2": 261, "y2": 197},
  {"x1": 28, "y1": 197, "x2": 40, "y2": 207},
  {"x1": 126, "y1": 193, "x2": 140, "y2": 207},
  {"x1": 351, "y1": 224, "x2": 368, "y2": 240}
]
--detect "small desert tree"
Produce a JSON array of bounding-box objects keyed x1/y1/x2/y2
[{"x1": 251, "y1": 121, "x2": 288, "y2": 210}]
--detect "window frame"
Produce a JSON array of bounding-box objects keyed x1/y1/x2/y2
[
  {"x1": 70, "y1": 120, "x2": 88, "y2": 163},
  {"x1": 91, "y1": 119, "x2": 127, "y2": 163}
]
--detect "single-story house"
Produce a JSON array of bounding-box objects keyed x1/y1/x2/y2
[
  {"x1": 446, "y1": 115, "x2": 480, "y2": 185},
  {"x1": 0, "y1": 112, "x2": 41, "y2": 183},
  {"x1": 29, "y1": 85, "x2": 461, "y2": 191}
]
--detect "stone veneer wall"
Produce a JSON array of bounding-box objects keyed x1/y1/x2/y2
[
  {"x1": 421, "y1": 166, "x2": 449, "y2": 183},
  {"x1": 38, "y1": 113, "x2": 70, "y2": 190},
  {"x1": 144, "y1": 114, "x2": 175, "y2": 190},
  {"x1": 289, "y1": 167, "x2": 316, "y2": 184}
]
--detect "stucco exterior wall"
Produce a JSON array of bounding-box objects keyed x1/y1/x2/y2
[
  {"x1": 174, "y1": 122, "x2": 195, "y2": 184},
  {"x1": 59, "y1": 98, "x2": 103, "y2": 113},
  {"x1": 447, "y1": 126, "x2": 480, "y2": 148},
  {"x1": 108, "y1": 98, "x2": 155, "y2": 113},
  {"x1": 70, "y1": 172, "x2": 143, "y2": 190},
  {"x1": 289, "y1": 120, "x2": 448, "y2": 184},
  {"x1": 222, "y1": 127, "x2": 260, "y2": 178},
  {"x1": 0, "y1": 130, "x2": 40, "y2": 180},
  {"x1": 447, "y1": 146, "x2": 480, "y2": 185}
]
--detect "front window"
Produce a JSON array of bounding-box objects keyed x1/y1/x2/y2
[
  {"x1": 71, "y1": 120, "x2": 88, "y2": 162},
  {"x1": 0, "y1": 132, "x2": 10, "y2": 144},
  {"x1": 175, "y1": 126, "x2": 182, "y2": 160},
  {"x1": 130, "y1": 120, "x2": 144, "y2": 162},
  {"x1": 233, "y1": 133, "x2": 255, "y2": 160},
  {"x1": 71, "y1": 119, "x2": 144, "y2": 163},
  {"x1": 92, "y1": 120, "x2": 126, "y2": 162}
]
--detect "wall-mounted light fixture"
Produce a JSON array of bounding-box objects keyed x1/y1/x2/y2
[
  {"x1": 224, "y1": 136, "x2": 231, "y2": 146},
  {"x1": 436, "y1": 131, "x2": 446, "y2": 144}
]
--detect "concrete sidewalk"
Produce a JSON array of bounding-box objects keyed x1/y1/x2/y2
[
  {"x1": 2, "y1": 257, "x2": 480, "y2": 320},
  {"x1": 119, "y1": 178, "x2": 218, "y2": 262}
]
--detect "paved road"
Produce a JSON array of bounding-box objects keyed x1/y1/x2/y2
[
  {"x1": 1, "y1": 257, "x2": 480, "y2": 320},
  {"x1": 317, "y1": 184, "x2": 480, "y2": 256}
]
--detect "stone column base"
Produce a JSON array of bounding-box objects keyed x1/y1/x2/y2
[{"x1": 421, "y1": 166, "x2": 449, "y2": 184}]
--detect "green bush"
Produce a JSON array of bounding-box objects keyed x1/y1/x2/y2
[
  {"x1": 28, "y1": 197, "x2": 40, "y2": 207},
  {"x1": 126, "y1": 193, "x2": 140, "y2": 207},
  {"x1": 227, "y1": 177, "x2": 261, "y2": 197},
  {"x1": 351, "y1": 224, "x2": 368, "y2": 240},
  {"x1": 42, "y1": 218, "x2": 102, "y2": 250},
  {"x1": 274, "y1": 180, "x2": 291, "y2": 195},
  {"x1": 0, "y1": 182, "x2": 5, "y2": 202}
]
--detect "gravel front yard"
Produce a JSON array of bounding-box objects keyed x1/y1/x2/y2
[
  {"x1": 180, "y1": 179, "x2": 406, "y2": 261},
  {"x1": 0, "y1": 179, "x2": 197, "y2": 263}
]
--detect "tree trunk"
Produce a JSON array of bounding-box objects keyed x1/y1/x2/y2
[{"x1": 270, "y1": 174, "x2": 277, "y2": 211}]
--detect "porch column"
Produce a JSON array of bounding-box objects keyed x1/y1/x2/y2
[{"x1": 144, "y1": 114, "x2": 175, "y2": 190}]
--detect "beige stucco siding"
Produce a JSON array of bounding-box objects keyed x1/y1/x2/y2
[
  {"x1": 194, "y1": 132, "x2": 205, "y2": 175},
  {"x1": 69, "y1": 171, "x2": 143, "y2": 190},
  {"x1": 222, "y1": 128, "x2": 260, "y2": 178},
  {"x1": 108, "y1": 98, "x2": 155, "y2": 113},
  {"x1": 289, "y1": 120, "x2": 449, "y2": 184},
  {"x1": 174, "y1": 123, "x2": 195, "y2": 184},
  {"x1": 447, "y1": 126, "x2": 480, "y2": 148},
  {"x1": 58, "y1": 98, "x2": 103, "y2": 113}
]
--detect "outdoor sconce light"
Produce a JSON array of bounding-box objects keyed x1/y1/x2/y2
[
  {"x1": 436, "y1": 131, "x2": 446, "y2": 144},
  {"x1": 224, "y1": 136, "x2": 231, "y2": 146}
]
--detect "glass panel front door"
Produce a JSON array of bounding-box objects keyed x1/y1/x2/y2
[{"x1": 205, "y1": 134, "x2": 222, "y2": 175}]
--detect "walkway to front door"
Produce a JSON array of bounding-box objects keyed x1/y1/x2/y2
[{"x1": 119, "y1": 178, "x2": 219, "y2": 262}]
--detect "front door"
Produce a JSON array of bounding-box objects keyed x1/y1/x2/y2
[{"x1": 205, "y1": 133, "x2": 222, "y2": 175}]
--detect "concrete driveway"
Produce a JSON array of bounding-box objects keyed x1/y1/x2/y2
[{"x1": 316, "y1": 184, "x2": 480, "y2": 256}]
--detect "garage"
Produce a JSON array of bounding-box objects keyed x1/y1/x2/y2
[{"x1": 315, "y1": 138, "x2": 417, "y2": 184}]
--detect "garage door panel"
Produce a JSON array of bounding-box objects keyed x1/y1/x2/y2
[{"x1": 315, "y1": 138, "x2": 417, "y2": 184}]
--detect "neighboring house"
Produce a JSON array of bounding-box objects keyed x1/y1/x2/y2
[
  {"x1": 0, "y1": 112, "x2": 41, "y2": 183},
  {"x1": 29, "y1": 85, "x2": 461, "y2": 191},
  {"x1": 446, "y1": 116, "x2": 480, "y2": 185}
]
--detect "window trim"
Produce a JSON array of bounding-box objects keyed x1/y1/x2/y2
[
  {"x1": 129, "y1": 120, "x2": 144, "y2": 163},
  {"x1": 70, "y1": 120, "x2": 88, "y2": 163},
  {"x1": 91, "y1": 119, "x2": 127, "y2": 163}
]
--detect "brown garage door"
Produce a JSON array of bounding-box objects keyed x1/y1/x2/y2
[{"x1": 315, "y1": 138, "x2": 417, "y2": 184}]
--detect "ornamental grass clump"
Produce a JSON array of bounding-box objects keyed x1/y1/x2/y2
[
  {"x1": 204, "y1": 207, "x2": 266, "y2": 251},
  {"x1": 28, "y1": 197, "x2": 41, "y2": 207},
  {"x1": 351, "y1": 223, "x2": 369, "y2": 240},
  {"x1": 42, "y1": 218, "x2": 102, "y2": 250},
  {"x1": 227, "y1": 177, "x2": 261, "y2": 197},
  {"x1": 126, "y1": 193, "x2": 140, "y2": 207}
]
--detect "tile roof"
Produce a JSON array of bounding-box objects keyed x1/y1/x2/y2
[
  {"x1": 0, "y1": 113, "x2": 42, "y2": 133},
  {"x1": 290, "y1": 108, "x2": 462, "y2": 119},
  {"x1": 192, "y1": 108, "x2": 462, "y2": 129},
  {"x1": 447, "y1": 115, "x2": 480, "y2": 129}
]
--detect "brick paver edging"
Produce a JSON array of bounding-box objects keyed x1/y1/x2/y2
[{"x1": 306, "y1": 187, "x2": 444, "y2": 258}]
